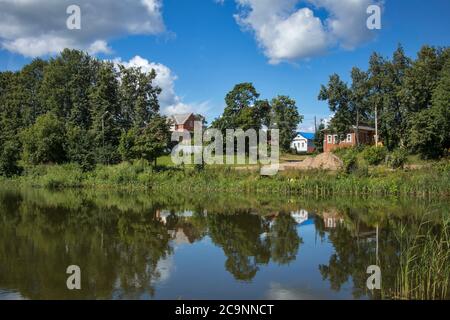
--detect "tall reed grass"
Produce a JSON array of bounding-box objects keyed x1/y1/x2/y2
[{"x1": 389, "y1": 217, "x2": 450, "y2": 300}]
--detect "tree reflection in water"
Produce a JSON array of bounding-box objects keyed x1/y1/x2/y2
[{"x1": 0, "y1": 187, "x2": 448, "y2": 299}]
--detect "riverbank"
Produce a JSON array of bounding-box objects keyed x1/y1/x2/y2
[{"x1": 2, "y1": 160, "x2": 449, "y2": 197}]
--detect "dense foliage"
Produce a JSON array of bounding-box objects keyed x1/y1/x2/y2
[
  {"x1": 0, "y1": 49, "x2": 170, "y2": 175},
  {"x1": 211, "y1": 83, "x2": 303, "y2": 152},
  {"x1": 319, "y1": 45, "x2": 450, "y2": 159}
]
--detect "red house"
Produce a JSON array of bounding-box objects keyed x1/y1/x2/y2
[
  {"x1": 323, "y1": 126, "x2": 376, "y2": 153},
  {"x1": 168, "y1": 113, "x2": 197, "y2": 132}
]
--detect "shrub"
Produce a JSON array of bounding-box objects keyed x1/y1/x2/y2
[
  {"x1": 0, "y1": 140, "x2": 22, "y2": 177},
  {"x1": 20, "y1": 113, "x2": 66, "y2": 165},
  {"x1": 388, "y1": 149, "x2": 408, "y2": 169},
  {"x1": 341, "y1": 148, "x2": 359, "y2": 174},
  {"x1": 362, "y1": 146, "x2": 387, "y2": 166}
]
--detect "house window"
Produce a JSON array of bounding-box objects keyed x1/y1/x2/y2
[
  {"x1": 301, "y1": 142, "x2": 305, "y2": 149},
  {"x1": 333, "y1": 135, "x2": 338, "y2": 144},
  {"x1": 327, "y1": 135, "x2": 332, "y2": 144},
  {"x1": 347, "y1": 134, "x2": 352, "y2": 143}
]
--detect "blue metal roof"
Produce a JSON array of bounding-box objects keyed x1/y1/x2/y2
[{"x1": 298, "y1": 132, "x2": 315, "y2": 140}]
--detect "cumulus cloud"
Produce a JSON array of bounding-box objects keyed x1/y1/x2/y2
[
  {"x1": 0, "y1": 0, "x2": 165, "y2": 57},
  {"x1": 114, "y1": 56, "x2": 210, "y2": 117},
  {"x1": 233, "y1": 0, "x2": 381, "y2": 64}
]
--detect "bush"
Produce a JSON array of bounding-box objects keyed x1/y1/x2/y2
[
  {"x1": 388, "y1": 149, "x2": 408, "y2": 169},
  {"x1": 362, "y1": 146, "x2": 387, "y2": 166},
  {"x1": 0, "y1": 140, "x2": 22, "y2": 177},
  {"x1": 341, "y1": 148, "x2": 359, "y2": 174},
  {"x1": 20, "y1": 113, "x2": 66, "y2": 165}
]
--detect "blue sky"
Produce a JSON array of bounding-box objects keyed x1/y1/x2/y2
[{"x1": 0, "y1": 0, "x2": 449, "y2": 131}]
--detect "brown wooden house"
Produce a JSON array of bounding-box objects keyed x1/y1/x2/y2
[{"x1": 323, "y1": 125, "x2": 376, "y2": 153}]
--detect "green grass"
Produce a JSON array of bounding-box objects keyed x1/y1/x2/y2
[
  {"x1": 6, "y1": 159, "x2": 450, "y2": 197},
  {"x1": 388, "y1": 217, "x2": 450, "y2": 300}
]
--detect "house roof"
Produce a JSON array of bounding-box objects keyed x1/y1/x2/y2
[
  {"x1": 322, "y1": 125, "x2": 376, "y2": 132},
  {"x1": 297, "y1": 132, "x2": 315, "y2": 140},
  {"x1": 169, "y1": 113, "x2": 193, "y2": 125}
]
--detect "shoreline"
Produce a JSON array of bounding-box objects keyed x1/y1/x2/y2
[{"x1": 1, "y1": 162, "x2": 449, "y2": 198}]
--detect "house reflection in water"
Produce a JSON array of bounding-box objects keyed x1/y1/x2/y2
[
  {"x1": 321, "y1": 211, "x2": 345, "y2": 229},
  {"x1": 155, "y1": 209, "x2": 202, "y2": 245}
]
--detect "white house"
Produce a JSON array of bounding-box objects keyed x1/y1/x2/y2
[{"x1": 290, "y1": 132, "x2": 316, "y2": 153}]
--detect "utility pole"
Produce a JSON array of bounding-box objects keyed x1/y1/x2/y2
[
  {"x1": 314, "y1": 116, "x2": 317, "y2": 133},
  {"x1": 375, "y1": 106, "x2": 379, "y2": 147}
]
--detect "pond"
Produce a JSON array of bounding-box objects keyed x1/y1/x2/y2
[{"x1": 0, "y1": 186, "x2": 448, "y2": 300}]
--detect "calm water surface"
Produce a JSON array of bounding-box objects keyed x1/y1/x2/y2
[{"x1": 0, "y1": 187, "x2": 448, "y2": 300}]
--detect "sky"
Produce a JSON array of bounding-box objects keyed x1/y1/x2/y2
[{"x1": 0, "y1": 0, "x2": 449, "y2": 132}]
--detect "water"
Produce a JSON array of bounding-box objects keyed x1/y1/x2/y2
[{"x1": 0, "y1": 187, "x2": 448, "y2": 300}]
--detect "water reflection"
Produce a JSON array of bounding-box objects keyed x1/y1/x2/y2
[{"x1": 0, "y1": 187, "x2": 448, "y2": 300}]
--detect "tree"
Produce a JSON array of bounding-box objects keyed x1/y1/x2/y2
[
  {"x1": 118, "y1": 65, "x2": 161, "y2": 130},
  {"x1": 0, "y1": 71, "x2": 26, "y2": 176},
  {"x1": 319, "y1": 74, "x2": 352, "y2": 140},
  {"x1": 314, "y1": 121, "x2": 326, "y2": 153},
  {"x1": 119, "y1": 128, "x2": 139, "y2": 162},
  {"x1": 269, "y1": 95, "x2": 303, "y2": 152},
  {"x1": 0, "y1": 139, "x2": 21, "y2": 176},
  {"x1": 39, "y1": 49, "x2": 96, "y2": 128},
  {"x1": 18, "y1": 58, "x2": 47, "y2": 127},
  {"x1": 407, "y1": 57, "x2": 450, "y2": 158},
  {"x1": 89, "y1": 62, "x2": 121, "y2": 164},
  {"x1": 350, "y1": 67, "x2": 371, "y2": 145},
  {"x1": 378, "y1": 46, "x2": 411, "y2": 149},
  {"x1": 134, "y1": 115, "x2": 171, "y2": 165},
  {"x1": 119, "y1": 115, "x2": 171, "y2": 165},
  {"x1": 212, "y1": 83, "x2": 268, "y2": 132},
  {"x1": 65, "y1": 125, "x2": 96, "y2": 171},
  {"x1": 367, "y1": 52, "x2": 387, "y2": 147},
  {"x1": 20, "y1": 113, "x2": 66, "y2": 165},
  {"x1": 431, "y1": 56, "x2": 450, "y2": 153}
]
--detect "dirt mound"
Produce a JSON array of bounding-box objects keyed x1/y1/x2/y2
[{"x1": 284, "y1": 153, "x2": 343, "y2": 171}]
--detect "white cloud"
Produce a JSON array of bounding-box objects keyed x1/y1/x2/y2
[
  {"x1": 114, "y1": 56, "x2": 210, "y2": 117},
  {"x1": 232, "y1": 0, "x2": 381, "y2": 64},
  {"x1": 0, "y1": 0, "x2": 165, "y2": 57}
]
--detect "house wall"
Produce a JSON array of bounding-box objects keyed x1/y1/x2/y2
[
  {"x1": 173, "y1": 114, "x2": 196, "y2": 132},
  {"x1": 323, "y1": 130, "x2": 375, "y2": 153},
  {"x1": 291, "y1": 138, "x2": 308, "y2": 153}
]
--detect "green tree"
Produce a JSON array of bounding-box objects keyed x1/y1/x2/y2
[
  {"x1": 18, "y1": 59, "x2": 48, "y2": 127},
  {"x1": 319, "y1": 74, "x2": 352, "y2": 140},
  {"x1": 118, "y1": 65, "x2": 161, "y2": 130},
  {"x1": 134, "y1": 115, "x2": 171, "y2": 165},
  {"x1": 118, "y1": 128, "x2": 139, "y2": 162},
  {"x1": 350, "y1": 67, "x2": 371, "y2": 145},
  {"x1": 89, "y1": 62, "x2": 121, "y2": 164},
  {"x1": 65, "y1": 125, "x2": 96, "y2": 171},
  {"x1": 0, "y1": 71, "x2": 25, "y2": 175},
  {"x1": 119, "y1": 115, "x2": 171, "y2": 164},
  {"x1": 212, "y1": 83, "x2": 268, "y2": 132},
  {"x1": 407, "y1": 57, "x2": 450, "y2": 158},
  {"x1": 20, "y1": 113, "x2": 66, "y2": 164},
  {"x1": 314, "y1": 121, "x2": 326, "y2": 153},
  {"x1": 269, "y1": 95, "x2": 303, "y2": 152},
  {"x1": 39, "y1": 49, "x2": 97, "y2": 128}
]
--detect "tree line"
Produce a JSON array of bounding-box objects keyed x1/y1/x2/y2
[
  {"x1": 317, "y1": 45, "x2": 450, "y2": 158},
  {"x1": 0, "y1": 51, "x2": 304, "y2": 176},
  {"x1": 0, "y1": 49, "x2": 171, "y2": 175}
]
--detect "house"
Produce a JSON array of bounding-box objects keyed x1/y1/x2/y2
[
  {"x1": 168, "y1": 113, "x2": 198, "y2": 132},
  {"x1": 290, "y1": 132, "x2": 316, "y2": 154},
  {"x1": 323, "y1": 126, "x2": 376, "y2": 153}
]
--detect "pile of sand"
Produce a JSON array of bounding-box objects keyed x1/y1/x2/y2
[{"x1": 284, "y1": 153, "x2": 343, "y2": 171}]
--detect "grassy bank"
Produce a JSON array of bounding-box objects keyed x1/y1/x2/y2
[{"x1": 2, "y1": 160, "x2": 449, "y2": 197}]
